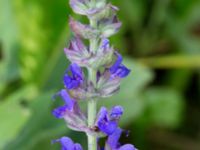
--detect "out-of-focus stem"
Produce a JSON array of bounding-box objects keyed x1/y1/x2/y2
[{"x1": 137, "y1": 55, "x2": 200, "y2": 69}]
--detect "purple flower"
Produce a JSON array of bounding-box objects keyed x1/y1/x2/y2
[
  {"x1": 96, "y1": 52, "x2": 130, "y2": 97},
  {"x1": 109, "y1": 52, "x2": 130, "y2": 78},
  {"x1": 96, "y1": 106, "x2": 123, "y2": 135},
  {"x1": 53, "y1": 136, "x2": 83, "y2": 150},
  {"x1": 52, "y1": 89, "x2": 87, "y2": 131},
  {"x1": 105, "y1": 128, "x2": 136, "y2": 150},
  {"x1": 63, "y1": 63, "x2": 84, "y2": 90},
  {"x1": 52, "y1": 89, "x2": 75, "y2": 118}
]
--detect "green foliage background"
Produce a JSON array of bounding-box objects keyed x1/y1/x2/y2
[{"x1": 0, "y1": 0, "x2": 200, "y2": 149}]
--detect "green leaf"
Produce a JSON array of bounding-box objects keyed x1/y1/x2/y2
[
  {"x1": 143, "y1": 87, "x2": 185, "y2": 128},
  {"x1": 0, "y1": 0, "x2": 20, "y2": 93},
  {"x1": 0, "y1": 86, "x2": 38, "y2": 149},
  {"x1": 3, "y1": 90, "x2": 57, "y2": 150},
  {"x1": 13, "y1": 0, "x2": 70, "y2": 84},
  {"x1": 167, "y1": 1, "x2": 200, "y2": 54}
]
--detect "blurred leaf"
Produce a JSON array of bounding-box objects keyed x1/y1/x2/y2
[
  {"x1": 13, "y1": 0, "x2": 70, "y2": 85},
  {"x1": 0, "y1": 86, "x2": 38, "y2": 149},
  {"x1": 0, "y1": 0, "x2": 20, "y2": 94},
  {"x1": 143, "y1": 87, "x2": 184, "y2": 128},
  {"x1": 3, "y1": 90, "x2": 61, "y2": 150},
  {"x1": 167, "y1": 1, "x2": 200, "y2": 54}
]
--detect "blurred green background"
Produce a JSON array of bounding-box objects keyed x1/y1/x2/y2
[{"x1": 0, "y1": 0, "x2": 200, "y2": 149}]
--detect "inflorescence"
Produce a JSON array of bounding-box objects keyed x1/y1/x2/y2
[{"x1": 51, "y1": 0, "x2": 137, "y2": 149}]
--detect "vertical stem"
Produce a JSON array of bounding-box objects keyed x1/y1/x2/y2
[
  {"x1": 87, "y1": 68, "x2": 97, "y2": 150},
  {"x1": 87, "y1": 9, "x2": 98, "y2": 150},
  {"x1": 89, "y1": 19, "x2": 98, "y2": 53},
  {"x1": 87, "y1": 99, "x2": 97, "y2": 150}
]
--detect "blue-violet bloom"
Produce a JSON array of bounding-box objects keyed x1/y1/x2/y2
[
  {"x1": 96, "y1": 52, "x2": 130, "y2": 97},
  {"x1": 109, "y1": 52, "x2": 130, "y2": 78},
  {"x1": 96, "y1": 106, "x2": 123, "y2": 135},
  {"x1": 52, "y1": 89, "x2": 87, "y2": 132},
  {"x1": 105, "y1": 128, "x2": 136, "y2": 150},
  {"x1": 63, "y1": 63, "x2": 84, "y2": 90},
  {"x1": 53, "y1": 136, "x2": 83, "y2": 150}
]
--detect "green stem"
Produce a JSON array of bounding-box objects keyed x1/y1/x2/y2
[
  {"x1": 87, "y1": 99, "x2": 97, "y2": 150},
  {"x1": 89, "y1": 19, "x2": 98, "y2": 53},
  {"x1": 87, "y1": 68, "x2": 97, "y2": 150},
  {"x1": 87, "y1": 9, "x2": 98, "y2": 150},
  {"x1": 137, "y1": 55, "x2": 200, "y2": 69}
]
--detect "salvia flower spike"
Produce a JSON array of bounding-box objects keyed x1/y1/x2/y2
[{"x1": 52, "y1": 0, "x2": 137, "y2": 149}]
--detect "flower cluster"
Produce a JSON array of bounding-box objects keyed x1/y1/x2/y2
[{"x1": 52, "y1": 0, "x2": 136, "y2": 149}]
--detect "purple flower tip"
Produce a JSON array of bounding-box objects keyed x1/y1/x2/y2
[
  {"x1": 96, "y1": 106, "x2": 123, "y2": 135},
  {"x1": 110, "y1": 106, "x2": 124, "y2": 120},
  {"x1": 63, "y1": 63, "x2": 83, "y2": 89},
  {"x1": 106, "y1": 128, "x2": 137, "y2": 150},
  {"x1": 52, "y1": 136, "x2": 83, "y2": 150},
  {"x1": 52, "y1": 89, "x2": 75, "y2": 118},
  {"x1": 101, "y1": 38, "x2": 110, "y2": 50},
  {"x1": 109, "y1": 52, "x2": 130, "y2": 78},
  {"x1": 52, "y1": 105, "x2": 68, "y2": 119}
]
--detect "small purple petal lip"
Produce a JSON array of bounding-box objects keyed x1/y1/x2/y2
[
  {"x1": 110, "y1": 106, "x2": 123, "y2": 120},
  {"x1": 109, "y1": 52, "x2": 123, "y2": 74},
  {"x1": 100, "y1": 38, "x2": 110, "y2": 50},
  {"x1": 106, "y1": 128, "x2": 137, "y2": 150},
  {"x1": 96, "y1": 106, "x2": 123, "y2": 135},
  {"x1": 109, "y1": 52, "x2": 131, "y2": 78},
  {"x1": 63, "y1": 63, "x2": 83, "y2": 90},
  {"x1": 52, "y1": 89, "x2": 75, "y2": 118},
  {"x1": 52, "y1": 136, "x2": 83, "y2": 150},
  {"x1": 52, "y1": 105, "x2": 68, "y2": 119}
]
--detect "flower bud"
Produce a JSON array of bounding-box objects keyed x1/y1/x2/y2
[
  {"x1": 69, "y1": 17, "x2": 99, "y2": 39},
  {"x1": 99, "y1": 16, "x2": 122, "y2": 38},
  {"x1": 70, "y1": 0, "x2": 115, "y2": 21},
  {"x1": 88, "y1": 38, "x2": 114, "y2": 69},
  {"x1": 97, "y1": 52, "x2": 130, "y2": 97},
  {"x1": 89, "y1": 4, "x2": 119, "y2": 21},
  {"x1": 70, "y1": 0, "x2": 89, "y2": 15},
  {"x1": 97, "y1": 70, "x2": 121, "y2": 97}
]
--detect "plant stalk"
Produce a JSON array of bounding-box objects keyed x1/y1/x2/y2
[
  {"x1": 87, "y1": 7, "x2": 99, "y2": 150},
  {"x1": 87, "y1": 68, "x2": 97, "y2": 150},
  {"x1": 87, "y1": 98, "x2": 97, "y2": 150}
]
